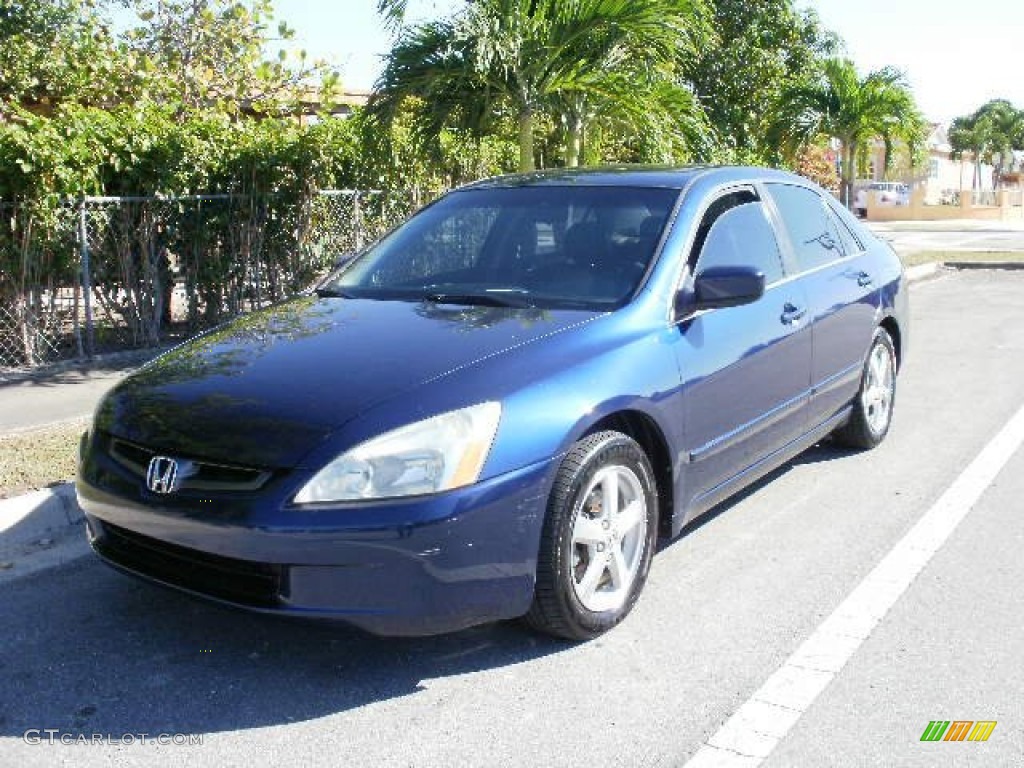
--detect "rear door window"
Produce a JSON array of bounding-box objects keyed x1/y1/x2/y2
[
  {"x1": 767, "y1": 184, "x2": 845, "y2": 272},
  {"x1": 825, "y1": 202, "x2": 864, "y2": 255}
]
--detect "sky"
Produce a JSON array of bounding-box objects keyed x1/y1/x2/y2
[{"x1": 263, "y1": 0, "x2": 1024, "y2": 124}]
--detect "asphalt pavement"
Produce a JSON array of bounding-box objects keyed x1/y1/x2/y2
[{"x1": 0, "y1": 269, "x2": 1022, "y2": 767}]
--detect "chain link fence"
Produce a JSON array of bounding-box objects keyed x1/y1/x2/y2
[{"x1": 0, "y1": 189, "x2": 442, "y2": 371}]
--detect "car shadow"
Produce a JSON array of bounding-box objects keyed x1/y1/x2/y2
[
  {"x1": 0, "y1": 440, "x2": 863, "y2": 738},
  {"x1": 0, "y1": 351, "x2": 159, "y2": 389},
  {"x1": 787, "y1": 440, "x2": 861, "y2": 467},
  {"x1": 0, "y1": 556, "x2": 572, "y2": 738},
  {"x1": 657, "y1": 439, "x2": 859, "y2": 552}
]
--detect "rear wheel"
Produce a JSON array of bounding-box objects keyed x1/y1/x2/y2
[
  {"x1": 525, "y1": 431, "x2": 658, "y2": 640},
  {"x1": 833, "y1": 327, "x2": 897, "y2": 449}
]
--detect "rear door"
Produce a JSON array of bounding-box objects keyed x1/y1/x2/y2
[{"x1": 764, "y1": 183, "x2": 880, "y2": 430}]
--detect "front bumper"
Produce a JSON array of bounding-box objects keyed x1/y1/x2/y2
[{"x1": 78, "y1": 457, "x2": 555, "y2": 636}]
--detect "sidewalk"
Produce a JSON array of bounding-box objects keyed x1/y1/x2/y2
[
  {"x1": 0, "y1": 484, "x2": 89, "y2": 584},
  {"x1": 0, "y1": 352, "x2": 158, "y2": 579},
  {"x1": 0, "y1": 353, "x2": 160, "y2": 579},
  {"x1": 0, "y1": 348, "x2": 159, "y2": 433},
  {"x1": 866, "y1": 218, "x2": 1024, "y2": 233}
]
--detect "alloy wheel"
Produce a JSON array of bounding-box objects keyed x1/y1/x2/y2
[
  {"x1": 862, "y1": 341, "x2": 895, "y2": 435},
  {"x1": 570, "y1": 464, "x2": 648, "y2": 613}
]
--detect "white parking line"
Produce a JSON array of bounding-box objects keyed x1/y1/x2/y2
[{"x1": 683, "y1": 402, "x2": 1024, "y2": 768}]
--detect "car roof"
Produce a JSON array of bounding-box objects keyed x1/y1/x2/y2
[{"x1": 459, "y1": 165, "x2": 808, "y2": 191}]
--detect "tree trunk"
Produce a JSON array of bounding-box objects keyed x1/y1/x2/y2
[
  {"x1": 17, "y1": 292, "x2": 36, "y2": 368},
  {"x1": 518, "y1": 108, "x2": 535, "y2": 172},
  {"x1": 16, "y1": 212, "x2": 37, "y2": 366},
  {"x1": 841, "y1": 141, "x2": 857, "y2": 209},
  {"x1": 564, "y1": 111, "x2": 583, "y2": 167}
]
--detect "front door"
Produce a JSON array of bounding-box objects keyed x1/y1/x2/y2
[{"x1": 673, "y1": 194, "x2": 813, "y2": 507}]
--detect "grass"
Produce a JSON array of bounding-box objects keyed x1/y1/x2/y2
[
  {"x1": 0, "y1": 419, "x2": 86, "y2": 499},
  {"x1": 902, "y1": 250, "x2": 1024, "y2": 267}
]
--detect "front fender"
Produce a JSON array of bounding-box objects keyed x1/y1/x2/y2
[{"x1": 305, "y1": 310, "x2": 684, "y2": 484}]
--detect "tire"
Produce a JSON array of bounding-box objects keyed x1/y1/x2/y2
[
  {"x1": 833, "y1": 327, "x2": 897, "y2": 449},
  {"x1": 525, "y1": 431, "x2": 658, "y2": 640}
]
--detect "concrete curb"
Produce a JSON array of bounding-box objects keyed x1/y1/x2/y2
[
  {"x1": 905, "y1": 262, "x2": 943, "y2": 283},
  {"x1": 0, "y1": 482, "x2": 88, "y2": 581},
  {"x1": 867, "y1": 219, "x2": 1024, "y2": 233},
  {"x1": 0, "y1": 482, "x2": 82, "y2": 550},
  {"x1": 945, "y1": 260, "x2": 1024, "y2": 271},
  {"x1": 904, "y1": 261, "x2": 1024, "y2": 283}
]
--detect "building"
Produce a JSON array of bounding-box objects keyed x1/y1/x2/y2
[
  {"x1": 857, "y1": 123, "x2": 997, "y2": 205},
  {"x1": 238, "y1": 89, "x2": 370, "y2": 124}
]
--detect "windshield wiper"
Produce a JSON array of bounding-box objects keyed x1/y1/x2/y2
[{"x1": 422, "y1": 290, "x2": 535, "y2": 308}]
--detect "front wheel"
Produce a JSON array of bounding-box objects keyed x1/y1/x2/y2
[
  {"x1": 525, "y1": 431, "x2": 658, "y2": 640},
  {"x1": 833, "y1": 327, "x2": 897, "y2": 449}
]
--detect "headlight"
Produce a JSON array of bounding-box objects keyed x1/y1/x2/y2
[{"x1": 293, "y1": 402, "x2": 502, "y2": 504}]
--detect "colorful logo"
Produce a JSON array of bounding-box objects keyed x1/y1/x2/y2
[{"x1": 920, "y1": 721, "x2": 997, "y2": 742}]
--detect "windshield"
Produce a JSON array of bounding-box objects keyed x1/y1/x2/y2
[{"x1": 321, "y1": 185, "x2": 679, "y2": 310}]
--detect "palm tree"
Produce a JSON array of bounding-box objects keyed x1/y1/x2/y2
[
  {"x1": 369, "y1": 17, "x2": 497, "y2": 160},
  {"x1": 371, "y1": 0, "x2": 709, "y2": 172},
  {"x1": 772, "y1": 58, "x2": 924, "y2": 207},
  {"x1": 550, "y1": 72, "x2": 711, "y2": 167},
  {"x1": 982, "y1": 101, "x2": 1024, "y2": 187},
  {"x1": 548, "y1": 5, "x2": 709, "y2": 167},
  {"x1": 949, "y1": 112, "x2": 991, "y2": 193},
  {"x1": 977, "y1": 101, "x2": 1022, "y2": 187},
  {"x1": 948, "y1": 100, "x2": 1024, "y2": 193},
  {"x1": 376, "y1": 0, "x2": 408, "y2": 31}
]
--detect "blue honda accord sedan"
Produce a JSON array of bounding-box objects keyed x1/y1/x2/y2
[{"x1": 78, "y1": 166, "x2": 908, "y2": 639}]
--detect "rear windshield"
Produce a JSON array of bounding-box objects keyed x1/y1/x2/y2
[{"x1": 322, "y1": 185, "x2": 679, "y2": 310}]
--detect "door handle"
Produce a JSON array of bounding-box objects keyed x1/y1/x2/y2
[
  {"x1": 780, "y1": 303, "x2": 806, "y2": 325},
  {"x1": 857, "y1": 271, "x2": 873, "y2": 287}
]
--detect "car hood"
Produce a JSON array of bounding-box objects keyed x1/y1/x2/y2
[{"x1": 95, "y1": 296, "x2": 596, "y2": 468}]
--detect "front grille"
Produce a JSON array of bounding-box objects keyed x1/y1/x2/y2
[
  {"x1": 108, "y1": 436, "x2": 272, "y2": 492},
  {"x1": 94, "y1": 521, "x2": 282, "y2": 608}
]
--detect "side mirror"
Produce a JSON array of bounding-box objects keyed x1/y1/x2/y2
[{"x1": 692, "y1": 266, "x2": 765, "y2": 310}]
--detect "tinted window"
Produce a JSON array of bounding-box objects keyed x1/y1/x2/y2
[
  {"x1": 328, "y1": 186, "x2": 678, "y2": 309},
  {"x1": 689, "y1": 188, "x2": 758, "y2": 267},
  {"x1": 826, "y1": 201, "x2": 864, "y2": 255},
  {"x1": 695, "y1": 202, "x2": 784, "y2": 284},
  {"x1": 768, "y1": 184, "x2": 844, "y2": 271}
]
